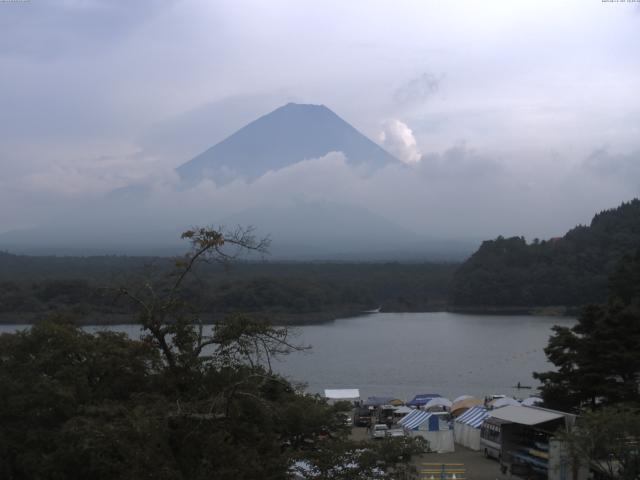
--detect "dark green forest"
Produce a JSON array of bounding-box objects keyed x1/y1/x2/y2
[
  {"x1": 3, "y1": 198, "x2": 640, "y2": 323},
  {"x1": 0, "y1": 252, "x2": 455, "y2": 325},
  {"x1": 450, "y1": 199, "x2": 640, "y2": 310}
]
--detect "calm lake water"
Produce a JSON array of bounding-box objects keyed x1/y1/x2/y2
[{"x1": 0, "y1": 312, "x2": 574, "y2": 402}]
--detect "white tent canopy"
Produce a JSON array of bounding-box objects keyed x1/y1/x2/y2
[
  {"x1": 453, "y1": 395, "x2": 473, "y2": 403},
  {"x1": 424, "y1": 397, "x2": 452, "y2": 410},
  {"x1": 489, "y1": 397, "x2": 520, "y2": 408},
  {"x1": 521, "y1": 396, "x2": 543, "y2": 406},
  {"x1": 324, "y1": 389, "x2": 360, "y2": 400},
  {"x1": 393, "y1": 406, "x2": 413, "y2": 415}
]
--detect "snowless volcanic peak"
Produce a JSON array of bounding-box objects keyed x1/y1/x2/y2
[{"x1": 176, "y1": 103, "x2": 399, "y2": 183}]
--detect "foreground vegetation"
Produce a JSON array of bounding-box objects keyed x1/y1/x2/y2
[
  {"x1": 535, "y1": 249, "x2": 640, "y2": 479},
  {"x1": 0, "y1": 228, "x2": 427, "y2": 480}
]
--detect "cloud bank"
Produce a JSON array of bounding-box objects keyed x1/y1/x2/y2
[
  {"x1": 3, "y1": 140, "x2": 638, "y2": 256},
  {"x1": 0, "y1": 0, "x2": 639, "y2": 255}
]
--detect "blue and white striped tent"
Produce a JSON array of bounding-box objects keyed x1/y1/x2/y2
[
  {"x1": 399, "y1": 410, "x2": 438, "y2": 431},
  {"x1": 399, "y1": 409, "x2": 455, "y2": 452},
  {"x1": 456, "y1": 406, "x2": 488, "y2": 428},
  {"x1": 454, "y1": 406, "x2": 488, "y2": 450}
]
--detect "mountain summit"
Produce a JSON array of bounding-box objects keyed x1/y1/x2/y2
[{"x1": 176, "y1": 103, "x2": 399, "y2": 183}]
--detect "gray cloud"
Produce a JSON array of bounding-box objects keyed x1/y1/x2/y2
[
  {"x1": 3, "y1": 143, "x2": 637, "y2": 248},
  {"x1": 0, "y1": 0, "x2": 639, "y2": 251},
  {"x1": 584, "y1": 148, "x2": 640, "y2": 180},
  {"x1": 418, "y1": 144, "x2": 503, "y2": 179},
  {"x1": 394, "y1": 72, "x2": 442, "y2": 106},
  {"x1": 0, "y1": 1, "x2": 173, "y2": 59}
]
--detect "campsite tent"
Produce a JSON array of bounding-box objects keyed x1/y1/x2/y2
[
  {"x1": 451, "y1": 397, "x2": 484, "y2": 417},
  {"x1": 406, "y1": 393, "x2": 441, "y2": 407},
  {"x1": 521, "y1": 396, "x2": 543, "y2": 407},
  {"x1": 424, "y1": 397, "x2": 452, "y2": 410},
  {"x1": 489, "y1": 396, "x2": 520, "y2": 408},
  {"x1": 393, "y1": 406, "x2": 413, "y2": 416},
  {"x1": 454, "y1": 406, "x2": 489, "y2": 451},
  {"x1": 399, "y1": 410, "x2": 454, "y2": 453},
  {"x1": 453, "y1": 395, "x2": 473, "y2": 403}
]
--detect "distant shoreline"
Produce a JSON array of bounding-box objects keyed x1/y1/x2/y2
[
  {"x1": 0, "y1": 305, "x2": 578, "y2": 327},
  {"x1": 448, "y1": 305, "x2": 580, "y2": 317}
]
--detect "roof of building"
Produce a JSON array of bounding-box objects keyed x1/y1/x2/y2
[
  {"x1": 488, "y1": 405, "x2": 564, "y2": 426},
  {"x1": 363, "y1": 396, "x2": 395, "y2": 406},
  {"x1": 324, "y1": 389, "x2": 360, "y2": 400}
]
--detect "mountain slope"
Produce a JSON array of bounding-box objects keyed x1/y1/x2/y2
[
  {"x1": 176, "y1": 103, "x2": 398, "y2": 183},
  {"x1": 450, "y1": 199, "x2": 640, "y2": 309}
]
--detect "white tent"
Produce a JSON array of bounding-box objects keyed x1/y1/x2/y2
[
  {"x1": 453, "y1": 395, "x2": 473, "y2": 404},
  {"x1": 453, "y1": 406, "x2": 488, "y2": 451},
  {"x1": 424, "y1": 397, "x2": 453, "y2": 410},
  {"x1": 521, "y1": 396, "x2": 543, "y2": 406},
  {"x1": 489, "y1": 396, "x2": 520, "y2": 408},
  {"x1": 399, "y1": 410, "x2": 454, "y2": 453},
  {"x1": 393, "y1": 406, "x2": 413, "y2": 415}
]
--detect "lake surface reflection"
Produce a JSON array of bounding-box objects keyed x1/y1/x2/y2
[
  {"x1": 0, "y1": 312, "x2": 574, "y2": 402},
  {"x1": 272, "y1": 312, "x2": 574, "y2": 401}
]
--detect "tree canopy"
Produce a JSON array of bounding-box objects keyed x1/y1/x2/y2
[
  {"x1": 0, "y1": 227, "x2": 425, "y2": 479},
  {"x1": 451, "y1": 199, "x2": 640, "y2": 309},
  {"x1": 558, "y1": 406, "x2": 640, "y2": 480},
  {"x1": 534, "y1": 249, "x2": 640, "y2": 412}
]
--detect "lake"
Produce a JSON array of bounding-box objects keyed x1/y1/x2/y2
[{"x1": 0, "y1": 312, "x2": 574, "y2": 402}]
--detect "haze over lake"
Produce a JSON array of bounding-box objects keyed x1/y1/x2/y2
[
  {"x1": 1, "y1": 312, "x2": 574, "y2": 401},
  {"x1": 273, "y1": 312, "x2": 575, "y2": 401}
]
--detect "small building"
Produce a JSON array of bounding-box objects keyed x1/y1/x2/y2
[
  {"x1": 399, "y1": 409, "x2": 454, "y2": 453},
  {"x1": 485, "y1": 405, "x2": 587, "y2": 480},
  {"x1": 324, "y1": 389, "x2": 360, "y2": 404},
  {"x1": 454, "y1": 406, "x2": 489, "y2": 451}
]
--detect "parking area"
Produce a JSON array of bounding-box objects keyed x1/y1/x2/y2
[
  {"x1": 350, "y1": 427, "x2": 510, "y2": 480},
  {"x1": 413, "y1": 447, "x2": 510, "y2": 480}
]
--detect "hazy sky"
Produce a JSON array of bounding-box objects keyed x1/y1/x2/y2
[{"x1": 1, "y1": 0, "x2": 639, "y2": 243}]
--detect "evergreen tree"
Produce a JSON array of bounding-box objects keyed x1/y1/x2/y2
[{"x1": 534, "y1": 250, "x2": 640, "y2": 411}]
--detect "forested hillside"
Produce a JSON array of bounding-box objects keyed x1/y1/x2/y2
[
  {"x1": 450, "y1": 199, "x2": 640, "y2": 310},
  {"x1": 0, "y1": 253, "x2": 456, "y2": 324}
]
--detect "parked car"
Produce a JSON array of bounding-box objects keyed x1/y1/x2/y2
[
  {"x1": 370, "y1": 424, "x2": 389, "y2": 439},
  {"x1": 386, "y1": 428, "x2": 404, "y2": 438}
]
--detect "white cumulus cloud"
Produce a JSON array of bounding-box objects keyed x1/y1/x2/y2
[{"x1": 379, "y1": 120, "x2": 422, "y2": 165}]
